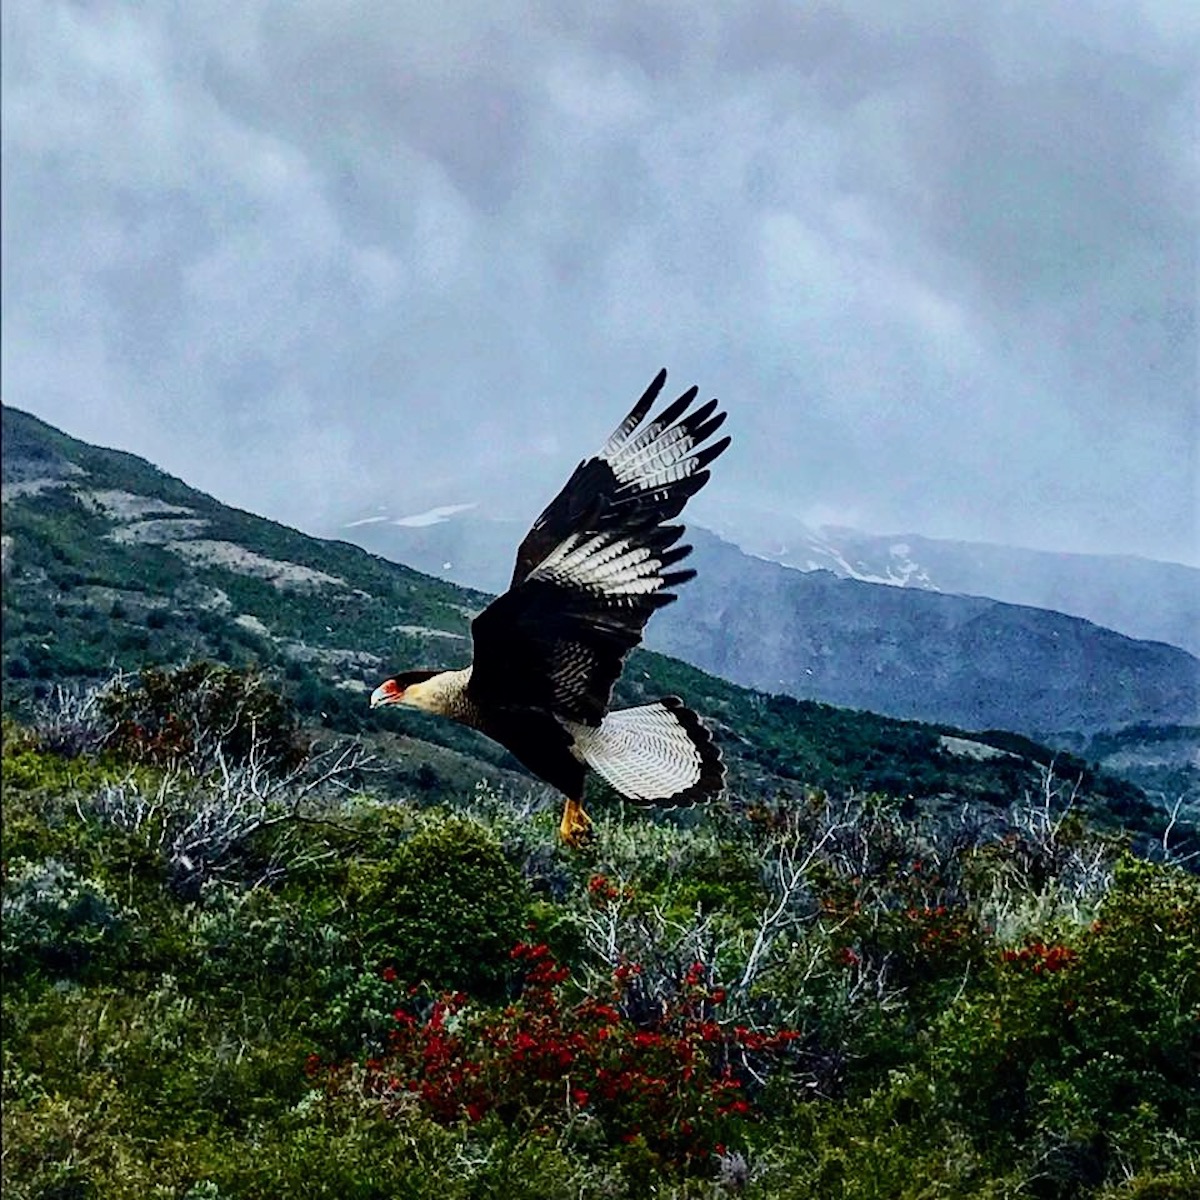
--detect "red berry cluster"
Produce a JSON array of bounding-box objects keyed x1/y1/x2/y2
[{"x1": 586, "y1": 874, "x2": 634, "y2": 905}]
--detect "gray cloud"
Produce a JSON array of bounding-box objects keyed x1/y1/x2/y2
[{"x1": 3, "y1": 0, "x2": 1196, "y2": 562}]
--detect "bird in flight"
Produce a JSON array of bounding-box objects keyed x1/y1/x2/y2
[{"x1": 371, "y1": 369, "x2": 729, "y2": 846}]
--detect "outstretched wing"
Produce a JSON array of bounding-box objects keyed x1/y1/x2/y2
[
  {"x1": 506, "y1": 368, "x2": 729, "y2": 588},
  {"x1": 468, "y1": 371, "x2": 729, "y2": 726}
]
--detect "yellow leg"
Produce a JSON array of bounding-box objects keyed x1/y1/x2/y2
[{"x1": 559, "y1": 797, "x2": 594, "y2": 848}]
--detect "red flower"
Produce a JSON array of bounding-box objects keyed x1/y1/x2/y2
[{"x1": 381, "y1": 966, "x2": 397, "y2": 983}]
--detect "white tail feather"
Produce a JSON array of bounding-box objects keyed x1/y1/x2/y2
[{"x1": 567, "y1": 700, "x2": 721, "y2": 805}]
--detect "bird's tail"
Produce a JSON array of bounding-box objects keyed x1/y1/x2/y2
[{"x1": 568, "y1": 697, "x2": 724, "y2": 808}]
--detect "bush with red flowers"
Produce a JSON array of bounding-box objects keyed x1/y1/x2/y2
[{"x1": 317, "y1": 943, "x2": 803, "y2": 1166}]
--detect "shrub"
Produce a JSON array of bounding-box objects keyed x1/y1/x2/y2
[
  {"x1": 322, "y1": 943, "x2": 803, "y2": 1169},
  {"x1": 930, "y1": 856, "x2": 1200, "y2": 1192},
  {"x1": 352, "y1": 818, "x2": 531, "y2": 997},
  {"x1": 98, "y1": 663, "x2": 307, "y2": 775},
  {"x1": 2, "y1": 857, "x2": 126, "y2": 981}
]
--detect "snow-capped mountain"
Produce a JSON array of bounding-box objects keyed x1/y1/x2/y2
[
  {"x1": 329, "y1": 499, "x2": 1198, "y2": 658},
  {"x1": 696, "y1": 504, "x2": 1199, "y2": 657},
  {"x1": 331, "y1": 501, "x2": 524, "y2": 592}
]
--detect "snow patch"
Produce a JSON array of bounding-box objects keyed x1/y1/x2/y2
[{"x1": 391, "y1": 502, "x2": 477, "y2": 528}]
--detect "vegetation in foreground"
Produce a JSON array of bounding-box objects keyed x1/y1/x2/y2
[{"x1": 3, "y1": 667, "x2": 1198, "y2": 1199}]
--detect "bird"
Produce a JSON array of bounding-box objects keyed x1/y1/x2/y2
[{"x1": 370, "y1": 369, "x2": 729, "y2": 846}]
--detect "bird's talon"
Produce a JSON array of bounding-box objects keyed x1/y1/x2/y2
[{"x1": 560, "y1": 798, "x2": 594, "y2": 848}]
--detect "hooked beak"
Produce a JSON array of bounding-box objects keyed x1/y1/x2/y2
[{"x1": 370, "y1": 679, "x2": 404, "y2": 708}]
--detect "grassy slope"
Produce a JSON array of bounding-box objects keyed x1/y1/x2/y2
[{"x1": 3, "y1": 723, "x2": 1197, "y2": 1200}]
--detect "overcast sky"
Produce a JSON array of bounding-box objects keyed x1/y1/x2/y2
[{"x1": 3, "y1": 2, "x2": 1197, "y2": 564}]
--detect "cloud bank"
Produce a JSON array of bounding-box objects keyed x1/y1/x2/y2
[{"x1": 3, "y1": 1, "x2": 1196, "y2": 562}]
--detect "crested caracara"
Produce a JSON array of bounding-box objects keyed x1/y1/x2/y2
[{"x1": 370, "y1": 369, "x2": 729, "y2": 845}]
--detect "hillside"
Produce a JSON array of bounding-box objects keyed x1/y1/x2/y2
[
  {"x1": 0, "y1": 404, "x2": 1163, "y2": 832},
  {"x1": 663, "y1": 529, "x2": 1199, "y2": 740},
  {"x1": 320, "y1": 505, "x2": 1200, "y2": 741},
  {"x1": 4, "y1": 403, "x2": 1198, "y2": 1200}
]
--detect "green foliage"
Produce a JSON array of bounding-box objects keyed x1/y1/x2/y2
[
  {"x1": 883, "y1": 856, "x2": 1200, "y2": 1198},
  {"x1": 2, "y1": 856, "x2": 128, "y2": 981},
  {"x1": 2, "y1": 685, "x2": 1197, "y2": 1198},
  {"x1": 351, "y1": 816, "x2": 531, "y2": 997}
]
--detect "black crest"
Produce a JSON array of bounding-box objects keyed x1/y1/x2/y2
[{"x1": 389, "y1": 669, "x2": 442, "y2": 688}]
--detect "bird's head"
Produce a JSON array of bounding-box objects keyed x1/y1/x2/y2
[{"x1": 370, "y1": 669, "x2": 442, "y2": 711}]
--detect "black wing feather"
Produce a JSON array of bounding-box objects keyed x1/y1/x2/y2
[{"x1": 470, "y1": 370, "x2": 728, "y2": 725}]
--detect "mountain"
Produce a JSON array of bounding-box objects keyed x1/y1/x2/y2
[
  {"x1": 663, "y1": 528, "x2": 1198, "y2": 740},
  {"x1": 696, "y1": 502, "x2": 1200, "y2": 656},
  {"x1": 318, "y1": 506, "x2": 1200, "y2": 743},
  {"x1": 0, "y1": 403, "x2": 1165, "y2": 831}
]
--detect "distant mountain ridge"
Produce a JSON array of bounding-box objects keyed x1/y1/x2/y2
[
  {"x1": 696, "y1": 503, "x2": 1200, "y2": 656},
  {"x1": 326, "y1": 507, "x2": 1199, "y2": 742},
  {"x1": 664, "y1": 529, "x2": 1198, "y2": 740}
]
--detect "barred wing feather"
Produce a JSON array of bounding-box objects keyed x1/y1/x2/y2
[{"x1": 469, "y1": 371, "x2": 728, "y2": 726}]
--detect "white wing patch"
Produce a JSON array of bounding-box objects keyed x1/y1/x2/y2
[
  {"x1": 533, "y1": 532, "x2": 666, "y2": 598},
  {"x1": 602, "y1": 410, "x2": 702, "y2": 492},
  {"x1": 567, "y1": 703, "x2": 702, "y2": 802},
  {"x1": 548, "y1": 640, "x2": 597, "y2": 703}
]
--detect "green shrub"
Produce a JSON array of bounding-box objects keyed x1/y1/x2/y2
[
  {"x1": 98, "y1": 663, "x2": 307, "y2": 775},
  {"x1": 2, "y1": 857, "x2": 127, "y2": 981},
  {"x1": 928, "y1": 856, "x2": 1200, "y2": 1192},
  {"x1": 351, "y1": 817, "x2": 530, "y2": 997}
]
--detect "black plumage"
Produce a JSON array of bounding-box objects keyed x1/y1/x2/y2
[{"x1": 371, "y1": 369, "x2": 730, "y2": 844}]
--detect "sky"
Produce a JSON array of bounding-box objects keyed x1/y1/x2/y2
[{"x1": 3, "y1": 1, "x2": 1197, "y2": 564}]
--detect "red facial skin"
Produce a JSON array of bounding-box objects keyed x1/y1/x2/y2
[{"x1": 370, "y1": 678, "x2": 404, "y2": 708}]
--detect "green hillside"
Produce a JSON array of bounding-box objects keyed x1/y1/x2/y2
[
  {"x1": 4, "y1": 679, "x2": 1197, "y2": 1198},
  {"x1": 3, "y1": 405, "x2": 1197, "y2": 1198},
  {"x1": 0, "y1": 405, "x2": 1156, "y2": 833}
]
